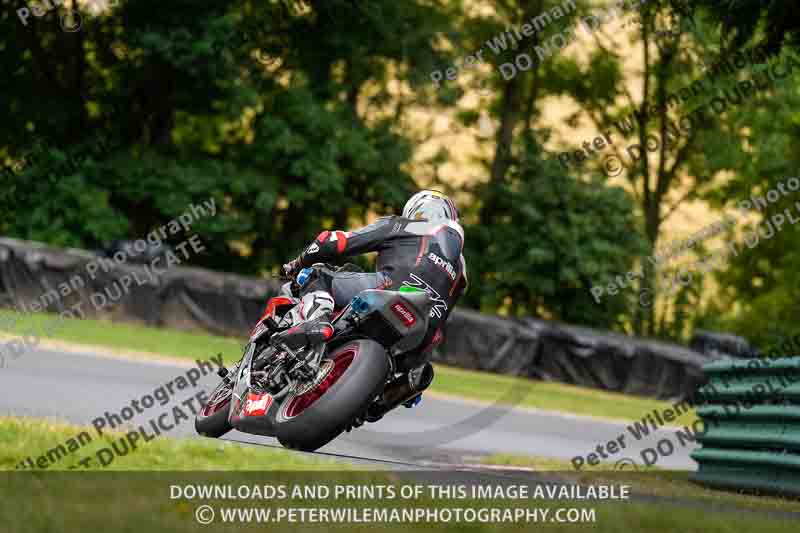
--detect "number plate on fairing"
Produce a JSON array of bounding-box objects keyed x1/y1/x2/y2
[{"x1": 243, "y1": 392, "x2": 273, "y2": 416}]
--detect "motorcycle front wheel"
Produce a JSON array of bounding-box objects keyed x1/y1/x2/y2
[{"x1": 195, "y1": 378, "x2": 234, "y2": 438}]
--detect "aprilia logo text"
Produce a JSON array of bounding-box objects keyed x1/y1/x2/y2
[
  {"x1": 391, "y1": 303, "x2": 416, "y2": 327},
  {"x1": 428, "y1": 253, "x2": 457, "y2": 281}
]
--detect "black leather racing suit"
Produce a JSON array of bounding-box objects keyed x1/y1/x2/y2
[{"x1": 296, "y1": 215, "x2": 468, "y2": 369}]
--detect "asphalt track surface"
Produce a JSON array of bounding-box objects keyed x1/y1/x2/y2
[{"x1": 0, "y1": 346, "x2": 696, "y2": 470}]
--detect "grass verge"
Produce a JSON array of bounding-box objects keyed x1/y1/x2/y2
[
  {"x1": 0, "y1": 416, "x2": 344, "y2": 471},
  {"x1": 1, "y1": 419, "x2": 797, "y2": 532},
  {"x1": 0, "y1": 309, "x2": 696, "y2": 425}
]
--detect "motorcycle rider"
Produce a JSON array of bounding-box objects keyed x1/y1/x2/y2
[{"x1": 277, "y1": 190, "x2": 467, "y2": 417}]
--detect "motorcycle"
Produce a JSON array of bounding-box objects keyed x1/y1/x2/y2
[{"x1": 194, "y1": 264, "x2": 433, "y2": 451}]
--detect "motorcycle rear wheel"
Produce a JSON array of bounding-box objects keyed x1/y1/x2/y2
[{"x1": 275, "y1": 339, "x2": 389, "y2": 452}]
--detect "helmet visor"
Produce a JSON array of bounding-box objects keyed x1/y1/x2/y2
[{"x1": 408, "y1": 199, "x2": 453, "y2": 221}]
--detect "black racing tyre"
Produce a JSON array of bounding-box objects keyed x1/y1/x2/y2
[
  {"x1": 275, "y1": 339, "x2": 389, "y2": 452},
  {"x1": 195, "y1": 380, "x2": 234, "y2": 438}
]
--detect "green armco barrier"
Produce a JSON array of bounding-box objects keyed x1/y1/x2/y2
[
  {"x1": 690, "y1": 356, "x2": 800, "y2": 498},
  {"x1": 701, "y1": 357, "x2": 800, "y2": 374}
]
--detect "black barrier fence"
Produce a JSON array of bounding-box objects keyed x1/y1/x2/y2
[
  {"x1": 0, "y1": 237, "x2": 273, "y2": 337},
  {"x1": 440, "y1": 309, "x2": 710, "y2": 399},
  {"x1": 0, "y1": 237, "x2": 713, "y2": 399},
  {"x1": 690, "y1": 329, "x2": 756, "y2": 359}
]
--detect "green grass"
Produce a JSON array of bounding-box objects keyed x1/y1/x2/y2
[
  {"x1": 0, "y1": 309, "x2": 244, "y2": 362},
  {"x1": 431, "y1": 364, "x2": 697, "y2": 425},
  {"x1": 3, "y1": 419, "x2": 798, "y2": 533},
  {"x1": 476, "y1": 453, "x2": 800, "y2": 515},
  {"x1": 0, "y1": 417, "x2": 343, "y2": 471},
  {"x1": 0, "y1": 309, "x2": 696, "y2": 425}
]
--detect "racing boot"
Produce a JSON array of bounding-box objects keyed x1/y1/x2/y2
[
  {"x1": 272, "y1": 316, "x2": 334, "y2": 350},
  {"x1": 272, "y1": 290, "x2": 335, "y2": 350}
]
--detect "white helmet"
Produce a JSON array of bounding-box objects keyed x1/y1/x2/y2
[{"x1": 402, "y1": 190, "x2": 459, "y2": 222}]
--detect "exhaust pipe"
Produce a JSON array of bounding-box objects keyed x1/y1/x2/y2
[{"x1": 366, "y1": 363, "x2": 434, "y2": 421}]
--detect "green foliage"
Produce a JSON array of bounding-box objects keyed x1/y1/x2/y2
[
  {"x1": 543, "y1": 1, "x2": 742, "y2": 337},
  {"x1": 698, "y1": 52, "x2": 800, "y2": 348},
  {"x1": 0, "y1": 0, "x2": 451, "y2": 275},
  {"x1": 3, "y1": 0, "x2": 800, "y2": 342},
  {"x1": 463, "y1": 143, "x2": 647, "y2": 328},
  {"x1": 692, "y1": 0, "x2": 799, "y2": 55},
  {"x1": 440, "y1": 1, "x2": 651, "y2": 329}
]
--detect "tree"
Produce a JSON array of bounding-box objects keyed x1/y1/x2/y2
[
  {"x1": 435, "y1": 0, "x2": 647, "y2": 327},
  {"x1": 464, "y1": 141, "x2": 646, "y2": 328},
  {"x1": 692, "y1": 49, "x2": 800, "y2": 349},
  {"x1": 549, "y1": 0, "x2": 749, "y2": 336},
  {"x1": 692, "y1": 0, "x2": 800, "y2": 55},
  {"x1": 0, "y1": 0, "x2": 458, "y2": 274}
]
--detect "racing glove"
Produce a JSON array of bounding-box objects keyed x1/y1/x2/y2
[{"x1": 281, "y1": 258, "x2": 301, "y2": 278}]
